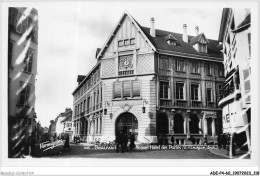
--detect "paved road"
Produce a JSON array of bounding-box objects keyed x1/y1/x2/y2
[{"x1": 35, "y1": 142, "x2": 226, "y2": 159}]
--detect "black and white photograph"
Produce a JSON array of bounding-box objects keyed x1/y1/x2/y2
[{"x1": 0, "y1": 1, "x2": 259, "y2": 175}]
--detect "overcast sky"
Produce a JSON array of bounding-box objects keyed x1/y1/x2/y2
[{"x1": 32, "y1": 2, "x2": 224, "y2": 127}]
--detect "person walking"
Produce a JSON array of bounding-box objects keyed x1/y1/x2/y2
[
  {"x1": 116, "y1": 131, "x2": 124, "y2": 153},
  {"x1": 129, "y1": 133, "x2": 136, "y2": 152},
  {"x1": 171, "y1": 135, "x2": 175, "y2": 146},
  {"x1": 123, "y1": 133, "x2": 129, "y2": 152},
  {"x1": 63, "y1": 135, "x2": 71, "y2": 152}
]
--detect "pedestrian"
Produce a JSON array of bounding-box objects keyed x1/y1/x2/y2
[
  {"x1": 116, "y1": 131, "x2": 124, "y2": 153},
  {"x1": 76, "y1": 136, "x2": 80, "y2": 145},
  {"x1": 203, "y1": 135, "x2": 208, "y2": 145},
  {"x1": 129, "y1": 133, "x2": 136, "y2": 152},
  {"x1": 171, "y1": 135, "x2": 175, "y2": 146},
  {"x1": 63, "y1": 135, "x2": 71, "y2": 152},
  {"x1": 123, "y1": 133, "x2": 129, "y2": 152}
]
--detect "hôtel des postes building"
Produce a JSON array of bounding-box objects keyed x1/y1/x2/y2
[{"x1": 72, "y1": 12, "x2": 225, "y2": 144}]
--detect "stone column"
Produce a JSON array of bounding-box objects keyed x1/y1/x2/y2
[
  {"x1": 184, "y1": 118, "x2": 187, "y2": 134},
  {"x1": 171, "y1": 119, "x2": 174, "y2": 134},
  {"x1": 212, "y1": 118, "x2": 216, "y2": 136},
  {"x1": 187, "y1": 117, "x2": 190, "y2": 134},
  {"x1": 199, "y1": 118, "x2": 202, "y2": 134},
  {"x1": 203, "y1": 118, "x2": 208, "y2": 136}
]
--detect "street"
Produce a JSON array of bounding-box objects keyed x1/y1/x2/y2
[{"x1": 34, "y1": 142, "x2": 226, "y2": 159}]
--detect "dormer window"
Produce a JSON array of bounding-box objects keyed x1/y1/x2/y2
[
  {"x1": 167, "y1": 40, "x2": 176, "y2": 46},
  {"x1": 165, "y1": 34, "x2": 177, "y2": 46},
  {"x1": 199, "y1": 43, "x2": 207, "y2": 53},
  {"x1": 190, "y1": 33, "x2": 209, "y2": 53}
]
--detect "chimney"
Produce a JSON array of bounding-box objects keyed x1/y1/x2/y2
[
  {"x1": 150, "y1": 17, "x2": 155, "y2": 37},
  {"x1": 183, "y1": 24, "x2": 188, "y2": 42},
  {"x1": 195, "y1": 26, "x2": 199, "y2": 36}
]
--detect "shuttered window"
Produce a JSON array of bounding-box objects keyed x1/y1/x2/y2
[
  {"x1": 132, "y1": 80, "x2": 140, "y2": 97},
  {"x1": 123, "y1": 81, "x2": 131, "y2": 98},
  {"x1": 18, "y1": 82, "x2": 30, "y2": 106},
  {"x1": 176, "y1": 59, "x2": 185, "y2": 72},
  {"x1": 160, "y1": 82, "x2": 169, "y2": 99},
  {"x1": 159, "y1": 57, "x2": 169, "y2": 70},
  {"x1": 114, "y1": 82, "x2": 122, "y2": 99}
]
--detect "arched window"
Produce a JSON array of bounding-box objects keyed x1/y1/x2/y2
[
  {"x1": 174, "y1": 114, "x2": 184, "y2": 133},
  {"x1": 157, "y1": 114, "x2": 169, "y2": 134},
  {"x1": 189, "y1": 114, "x2": 199, "y2": 134}
]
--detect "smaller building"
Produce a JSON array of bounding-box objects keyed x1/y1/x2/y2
[
  {"x1": 54, "y1": 108, "x2": 73, "y2": 140},
  {"x1": 218, "y1": 8, "x2": 251, "y2": 156}
]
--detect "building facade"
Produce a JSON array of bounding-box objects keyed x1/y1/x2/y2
[
  {"x1": 55, "y1": 108, "x2": 73, "y2": 140},
  {"x1": 8, "y1": 7, "x2": 38, "y2": 157},
  {"x1": 73, "y1": 12, "x2": 224, "y2": 144},
  {"x1": 218, "y1": 8, "x2": 251, "y2": 155}
]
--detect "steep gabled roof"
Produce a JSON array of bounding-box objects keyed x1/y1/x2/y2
[
  {"x1": 77, "y1": 75, "x2": 86, "y2": 83},
  {"x1": 232, "y1": 13, "x2": 250, "y2": 33},
  {"x1": 189, "y1": 33, "x2": 209, "y2": 45},
  {"x1": 140, "y1": 27, "x2": 222, "y2": 58},
  {"x1": 97, "y1": 11, "x2": 222, "y2": 60},
  {"x1": 97, "y1": 11, "x2": 156, "y2": 60},
  {"x1": 165, "y1": 34, "x2": 177, "y2": 41}
]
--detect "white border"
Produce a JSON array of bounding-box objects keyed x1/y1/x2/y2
[{"x1": 1, "y1": 1, "x2": 259, "y2": 175}]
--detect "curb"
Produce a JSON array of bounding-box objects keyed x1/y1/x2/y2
[{"x1": 209, "y1": 149, "x2": 231, "y2": 159}]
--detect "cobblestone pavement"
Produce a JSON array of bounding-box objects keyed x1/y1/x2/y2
[{"x1": 35, "y1": 142, "x2": 226, "y2": 159}]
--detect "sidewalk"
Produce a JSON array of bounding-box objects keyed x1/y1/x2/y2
[{"x1": 209, "y1": 148, "x2": 251, "y2": 159}]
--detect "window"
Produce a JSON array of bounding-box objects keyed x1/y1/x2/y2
[
  {"x1": 191, "y1": 62, "x2": 200, "y2": 74},
  {"x1": 24, "y1": 49, "x2": 33, "y2": 73},
  {"x1": 218, "y1": 64, "x2": 224, "y2": 77},
  {"x1": 207, "y1": 88, "x2": 212, "y2": 102},
  {"x1": 83, "y1": 100, "x2": 86, "y2": 112},
  {"x1": 118, "y1": 40, "x2": 123, "y2": 47},
  {"x1": 199, "y1": 43, "x2": 207, "y2": 53},
  {"x1": 18, "y1": 82, "x2": 30, "y2": 106},
  {"x1": 8, "y1": 41, "x2": 14, "y2": 67},
  {"x1": 16, "y1": 12, "x2": 22, "y2": 33},
  {"x1": 160, "y1": 82, "x2": 169, "y2": 99},
  {"x1": 130, "y1": 38, "x2": 135, "y2": 45},
  {"x1": 167, "y1": 40, "x2": 176, "y2": 46},
  {"x1": 124, "y1": 39, "x2": 129, "y2": 46},
  {"x1": 176, "y1": 83, "x2": 184, "y2": 100},
  {"x1": 132, "y1": 80, "x2": 140, "y2": 97},
  {"x1": 191, "y1": 84, "x2": 199, "y2": 101},
  {"x1": 113, "y1": 80, "x2": 140, "y2": 99},
  {"x1": 113, "y1": 82, "x2": 122, "y2": 99},
  {"x1": 248, "y1": 33, "x2": 251, "y2": 57},
  {"x1": 159, "y1": 57, "x2": 169, "y2": 70},
  {"x1": 123, "y1": 81, "x2": 131, "y2": 98},
  {"x1": 176, "y1": 59, "x2": 185, "y2": 72},
  {"x1": 205, "y1": 62, "x2": 211, "y2": 75}
]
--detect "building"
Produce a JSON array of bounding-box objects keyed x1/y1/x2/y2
[
  {"x1": 218, "y1": 8, "x2": 251, "y2": 155},
  {"x1": 55, "y1": 108, "x2": 73, "y2": 140},
  {"x1": 72, "y1": 11, "x2": 224, "y2": 144},
  {"x1": 8, "y1": 7, "x2": 38, "y2": 157}
]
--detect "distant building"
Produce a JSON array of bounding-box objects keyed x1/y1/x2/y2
[
  {"x1": 72, "y1": 11, "x2": 224, "y2": 144},
  {"x1": 8, "y1": 7, "x2": 38, "y2": 158},
  {"x1": 55, "y1": 108, "x2": 73, "y2": 140},
  {"x1": 218, "y1": 8, "x2": 251, "y2": 155}
]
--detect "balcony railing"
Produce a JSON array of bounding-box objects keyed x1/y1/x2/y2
[
  {"x1": 175, "y1": 100, "x2": 188, "y2": 108},
  {"x1": 160, "y1": 99, "x2": 172, "y2": 107},
  {"x1": 159, "y1": 69, "x2": 171, "y2": 75},
  {"x1": 207, "y1": 102, "x2": 215, "y2": 108},
  {"x1": 118, "y1": 70, "x2": 134, "y2": 76},
  {"x1": 191, "y1": 101, "x2": 202, "y2": 108}
]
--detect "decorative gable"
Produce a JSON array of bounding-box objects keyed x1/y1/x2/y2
[
  {"x1": 97, "y1": 12, "x2": 156, "y2": 60},
  {"x1": 165, "y1": 34, "x2": 178, "y2": 46},
  {"x1": 190, "y1": 33, "x2": 209, "y2": 53}
]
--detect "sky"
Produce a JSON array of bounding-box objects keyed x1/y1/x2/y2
[{"x1": 32, "y1": 2, "x2": 223, "y2": 127}]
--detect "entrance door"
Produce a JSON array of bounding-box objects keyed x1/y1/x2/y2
[{"x1": 116, "y1": 113, "x2": 138, "y2": 136}]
